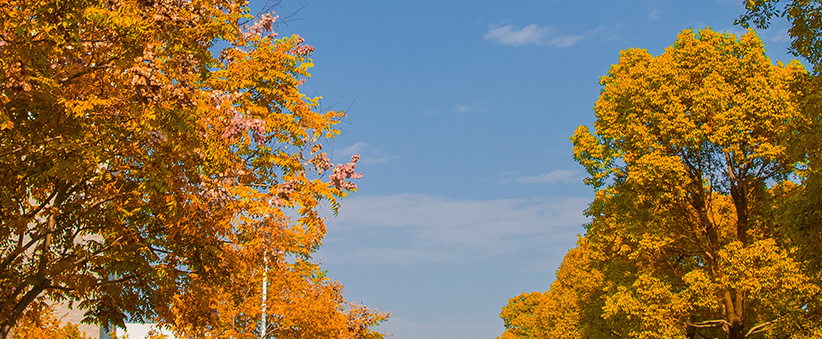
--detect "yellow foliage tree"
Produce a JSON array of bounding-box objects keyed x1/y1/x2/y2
[
  {"x1": 9, "y1": 305, "x2": 91, "y2": 339},
  {"x1": 500, "y1": 28, "x2": 822, "y2": 339},
  {"x1": 499, "y1": 237, "x2": 609, "y2": 339},
  {"x1": 738, "y1": 0, "x2": 822, "y2": 291},
  {"x1": 0, "y1": 0, "x2": 386, "y2": 337}
]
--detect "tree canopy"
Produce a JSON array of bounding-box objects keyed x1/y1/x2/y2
[
  {"x1": 0, "y1": 0, "x2": 386, "y2": 337},
  {"x1": 737, "y1": 0, "x2": 822, "y2": 72},
  {"x1": 499, "y1": 27, "x2": 822, "y2": 339}
]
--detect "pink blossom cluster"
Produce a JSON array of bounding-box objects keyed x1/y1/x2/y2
[
  {"x1": 277, "y1": 180, "x2": 295, "y2": 194},
  {"x1": 269, "y1": 195, "x2": 285, "y2": 207},
  {"x1": 203, "y1": 186, "x2": 232, "y2": 210},
  {"x1": 309, "y1": 152, "x2": 333, "y2": 174},
  {"x1": 148, "y1": 130, "x2": 168, "y2": 144},
  {"x1": 222, "y1": 113, "x2": 266, "y2": 144},
  {"x1": 292, "y1": 45, "x2": 315, "y2": 56},
  {"x1": 209, "y1": 90, "x2": 243, "y2": 108},
  {"x1": 290, "y1": 36, "x2": 315, "y2": 56},
  {"x1": 310, "y1": 144, "x2": 322, "y2": 153},
  {"x1": 329, "y1": 155, "x2": 363, "y2": 190},
  {"x1": 242, "y1": 13, "x2": 279, "y2": 40}
]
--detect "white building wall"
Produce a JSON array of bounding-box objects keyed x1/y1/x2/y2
[
  {"x1": 50, "y1": 301, "x2": 104, "y2": 339},
  {"x1": 116, "y1": 323, "x2": 177, "y2": 339}
]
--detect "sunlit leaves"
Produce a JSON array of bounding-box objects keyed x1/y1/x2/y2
[
  {"x1": 0, "y1": 0, "x2": 383, "y2": 337},
  {"x1": 737, "y1": 0, "x2": 822, "y2": 72},
  {"x1": 502, "y1": 28, "x2": 822, "y2": 339},
  {"x1": 8, "y1": 305, "x2": 91, "y2": 339}
]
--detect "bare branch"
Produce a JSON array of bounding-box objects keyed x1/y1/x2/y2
[
  {"x1": 687, "y1": 319, "x2": 730, "y2": 328},
  {"x1": 746, "y1": 316, "x2": 783, "y2": 337}
]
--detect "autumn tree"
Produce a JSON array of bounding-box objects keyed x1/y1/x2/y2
[
  {"x1": 7, "y1": 304, "x2": 92, "y2": 339},
  {"x1": 499, "y1": 237, "x2": 608, "y2": 339},
  {"x1": 499, "y1": 28, "x2": 822, "y2": 339},
  {"x1": 737, "y1": 0, "x2": 822, "y2": 284},
  {"x1": 0, "y1": 0, "x2": 386, "y2": 338},
  {"x1": 737, "y1": 0, "x2": 822, "y2": 72}
]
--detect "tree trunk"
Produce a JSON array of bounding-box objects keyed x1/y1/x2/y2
[{"x1": 728, "y1": 319, "x2": 744, "y2": 339}]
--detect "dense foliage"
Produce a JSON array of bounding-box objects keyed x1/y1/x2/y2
[
  {"x1": 9, "y1": 305, "x2": 91, "y2": 339},
  {"x1": 737, "y1": 0, "x2": 822, "y2": 72},
  {"x1": 0, "y1": 0, "x2": 386, "y2": 337},
  {"x1": 499, "y1": 28, "x2": 822, "y2": 339}
]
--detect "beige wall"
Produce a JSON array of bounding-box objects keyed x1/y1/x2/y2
[{"x1": 51, "y1": 301, "x2": 104, "y2": 339}]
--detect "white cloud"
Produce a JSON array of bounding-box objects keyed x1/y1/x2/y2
[
  {"x1": 339, "y1": 142, "x2": 392, "y2": 164},
  {"x1": 509, "y1": 169, "x2": 581, "y2": 184},
  {"x1": 378, "y1": 315, "x2": 501, "y2": 339},
  {"x1": 648, "y1": 8, "x2": 661, "y2": 21},
  {"x1": 547, "y1": 34, "x2": 584, "y2": 48},
  {"x1": 342, "y1": 142, "x2": 368, "y2": 156},
  {"x1": 330, "y1": 247, "x2": 454, "y2": 265},
  {"x1": 485, "y1": 24, "x2": 546, "y2": 46},
  {"x1": 453, "y1": 105, "x2": 473, "y2": 113},
  {"x1": 757, "y1": 27, "x2": 792, "y2": 44},
  {"x1": 484, "y1": 24, "x2": 583, "y2": 47},
  {"x1": 769, "y1": 30, "x2": 791, "y2": 44},
  {"x1": 714, "y1": 26, "x2": 749, "y2": 39},
  {"x1": 320, "y1": 194, "x2": 590, "y2": 265}
]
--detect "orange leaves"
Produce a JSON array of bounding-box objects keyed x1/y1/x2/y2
[
  {"x1": 8, "y1": 305, "x2": 91, "y2": 339},
  {"x1": 0, "y1": 0, "x2": 378, "y2": 337}
]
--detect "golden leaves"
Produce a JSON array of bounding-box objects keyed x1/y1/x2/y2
[
  {"x1": 588, "y1": 28, "x2": 802, "y2": 175},
  {"x1": 504, "y1": 27, "x2": 822, "y2": 339},
  {"x1": 0, "y1": 0, "x2": 380, "y2": 337},
  {"x1": 8, "y1": 305, "x2": 91, "y2": 339}
]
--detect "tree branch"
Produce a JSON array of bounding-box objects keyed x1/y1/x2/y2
[
  {"x1": 746, "y1": 316, "x2": 783, "y2": 337},
  {"x1": 687, "y1": 319, "x2": 730, "y2": 328},
  {"x1": 0, "y1": 136, "x2": 63, "y2": 158}
]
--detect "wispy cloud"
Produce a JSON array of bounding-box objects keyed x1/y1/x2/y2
[
  {"x1": 507, "y1": 170, "x2": 582, "y2": 184},
  {"x1": 648, "y1": 8, "x2": 661, "y2": 21},
  {"x1": 319, "y1": 194, "x2": 590, "y2": 265},
  {"x1": 484, "y1": 24, "x2": 583, "y2": 47},
  {"x1": 714, "y1": 26, "x2": 749, "y2": 38},
  {"x1": 339, "y1": 142, "x2": 392, "y2": 164},
  {"x1": 427, "y1": 104, "x2": 483, "y2": 115},
  {"x1": 342, "y1": 142, "x2": 368, "y2": 156},
  {"x1": 485, "y1": 24, "x2": 547, "y2": 46},
  {"x1": 757, "y1": 27, "x2": 791, "y2": 44},
  {"x1": 547, "y1": 34, "x2": 584, "y2": 47},
  {"x1": 453, "y1": 105, "x2": 473, "y2": 113}
]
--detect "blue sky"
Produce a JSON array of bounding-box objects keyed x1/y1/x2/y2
[{"x1": 255, "y1": 1, "x2": 799, "y2": 338}]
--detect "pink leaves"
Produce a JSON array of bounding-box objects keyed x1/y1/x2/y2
[
  {"x1": 309, "y1": 152, "x2": 334, "y2": 173},
  {"x1": 242, "y1": 13, "x2": 279, "y2": 40},
  {"x1": 222, "y1": 111, "x2": 266, "y2": 144},
  {"x1": 291, "y1": 44, "x2": 315, "y2": 56},
  {"x1": 214, "y1": 92, "x2": 268, "y2": 144},
  {"x1": 290, "y1": 36, "x2": 315, "y2": 56},
  {"x1": 238, "y1": 12, "x2": 315, "y2": 58},
  {"x1": 329, "y1": 155, "x2": 363, "y2": 190},
  {"x1": 257, "y1": 13, "x2": 277, "y2": 32}
]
